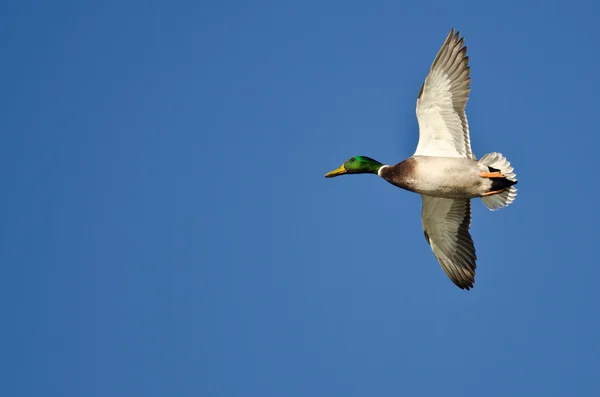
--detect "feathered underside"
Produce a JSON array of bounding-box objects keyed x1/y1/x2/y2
[{"x1": 414, "y1": 29, "x2": 473, "y2": 159}]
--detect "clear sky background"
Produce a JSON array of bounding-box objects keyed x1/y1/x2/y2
[{"x1": 2, "y1": 0, "x2": 600, "y2": 396}]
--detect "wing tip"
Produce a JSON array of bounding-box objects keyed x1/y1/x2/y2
[
  {"x1": 444, "y1": 260, "x2": 476, "y2": 290},
  {"x1": 429, "y1": 28, "x2": 469, "y2": 73},
  {"x1": 455, "y1": 279, "x2": 475, "y2": 290}
]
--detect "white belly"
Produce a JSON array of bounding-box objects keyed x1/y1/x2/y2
[{"x1": 410, "y1": 156, "x2": 489, "y2": 199}]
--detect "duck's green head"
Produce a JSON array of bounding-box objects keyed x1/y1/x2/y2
[{"x1": 325, "y1": 156, "x2": 384, "y2": 178}]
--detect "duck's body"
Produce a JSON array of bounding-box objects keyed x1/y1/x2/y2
[
  {"x1": 380, "y1": 157, "x2": 492, "y2": 199},
  {"x1": 325, "y1": 29, "x2": 518, "y2": 290}
]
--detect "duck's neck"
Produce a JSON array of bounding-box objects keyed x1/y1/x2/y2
[{"x1": 377, "y1": 165, "x2": 390, "y2": 177}]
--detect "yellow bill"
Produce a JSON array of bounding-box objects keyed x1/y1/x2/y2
[{"x1": 325, "y1": 164, "x2": 347, "y2": 178}]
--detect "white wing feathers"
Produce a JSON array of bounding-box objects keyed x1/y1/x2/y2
[
  {"x1": 421, "y1": 196, "x2": 477, "y2": 289},
  {"x1": 414, "y1": 29, "x2": 473, "y2": 159}
]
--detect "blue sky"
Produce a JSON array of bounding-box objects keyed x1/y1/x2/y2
[{"x1": 3, "y1": 0, "x2": 600, "y2": 396}]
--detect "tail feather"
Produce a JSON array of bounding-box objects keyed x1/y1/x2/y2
[{"x1": 478, "y1": 152, "x2": 518, "y2": 211}]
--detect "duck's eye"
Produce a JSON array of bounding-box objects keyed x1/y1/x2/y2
[{"x1": 350, "y1": 157, "x2": 355, "y2": 162}]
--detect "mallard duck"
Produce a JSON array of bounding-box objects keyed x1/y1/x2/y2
[{"x1": 325, "y1": 29, "x2": 517, "y2": 290}]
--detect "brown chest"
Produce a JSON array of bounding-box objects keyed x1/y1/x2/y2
[{"x1": 379, "y1": 158, "x2": 418, "y2": 191}]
